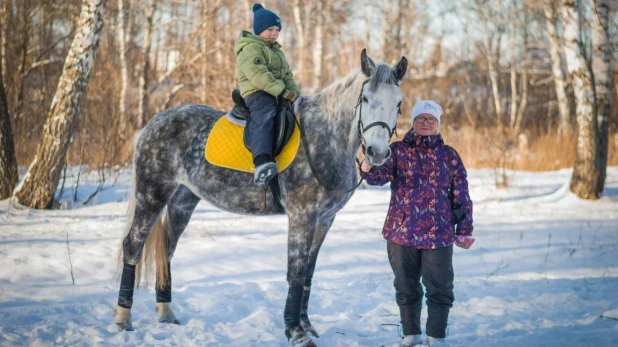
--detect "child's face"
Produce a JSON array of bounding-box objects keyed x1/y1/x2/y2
[{"x1": 259, "y1": 26, "x2": 280, "y2": 42}]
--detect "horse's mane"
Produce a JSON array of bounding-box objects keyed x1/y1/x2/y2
[
  {"x1": 309, "y1": 62, "x2": 397, "y2": 118},
  {"x1": 368, "y1": 63, "x2": 398, "y2": 92}
]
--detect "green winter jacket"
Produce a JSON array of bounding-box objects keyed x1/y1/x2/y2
[{"x1": 234, "y1": 30, "x2": 301, "y2": 99}]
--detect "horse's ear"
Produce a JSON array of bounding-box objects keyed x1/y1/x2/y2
[
  {"x1": 392, "y1": 56, "x2": 408, "y2": 83},
  {"x1": 360, "y1": 48, "x2": 375, "y2": 77}
]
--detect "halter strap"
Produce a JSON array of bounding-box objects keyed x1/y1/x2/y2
[{"x1": 354, "y1": 79, "x2": 399, "y2": 142}]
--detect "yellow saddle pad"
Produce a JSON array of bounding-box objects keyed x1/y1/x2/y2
[{"x1": 205, "y1": 114, "x2": 300, "y2": 173}]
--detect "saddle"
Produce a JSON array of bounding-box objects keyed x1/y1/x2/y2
[
  {"x1": 228, "y1": 89, "x2": 296, "y2": 157},
  {"x1": 205, "y1": 90, "x2": 301, "y2": 213}
]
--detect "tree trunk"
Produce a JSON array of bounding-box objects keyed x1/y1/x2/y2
[
  {"x1": 508, "y1": 0, "x2": 517, "y2": 132},
  {"x1": 563, "y1": 0, "x2": 602, "y2": 199},
  {"x1": 0, "y1": 0, "x2": 6, "y2": 86},
  {"x1": 381, "y1": 2, "x2": 392, "y2": 62},
  {"x1": 201, "y1": 0, "x2": 210, "y2": 104},
  {"x1": 311, "y1": 0, "x2": 324, "y2": 91},
  {"x1": 590, "y1": 0, "x2": 611, "y2": 194},
  {"x1": 14, "y1": 4, "x2": 32, "y2": 122},
  {"x1": 13, "y1": 0, "x2": 104, "y2": 209},
  {"x1": 292, "y1": 0, "x2": 305, "y2": 85},
  {"x1": 544, "y1": 0, "x2": 572, "y2": 135},
  {"x1": 513, "y1": 22, "x2": 529, "y2": 136},
  {"x1": 394, "y1": 0, "x2": 409, "y2": 59},
  {"x1": 482, "y1": 2, "x2": 503, "y2": 127},
  {"x1": 0, "y1": 62, "x2": 17, "y2": 199},
  {"x1": 137, "y1": 0, "x2": 156, "y2": 129},
  {"x1": 117, "y1": 0, "x2": 129, "y2": 137}
]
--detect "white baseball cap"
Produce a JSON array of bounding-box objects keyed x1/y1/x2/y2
[{"x1": 411, "y1": 100, "x2": 442, "y2": 124}]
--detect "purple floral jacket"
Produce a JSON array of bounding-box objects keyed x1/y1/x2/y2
[{"x1": 361, "y1": 131, "x2": 473, "y2": 249}]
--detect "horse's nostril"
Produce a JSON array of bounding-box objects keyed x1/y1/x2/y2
[
  {"x1": 367, "y1": 146, "x2": 375, "y2": 157},
  {"x1": 385, "y1": 149, "x2": 391, "y2": 159}
]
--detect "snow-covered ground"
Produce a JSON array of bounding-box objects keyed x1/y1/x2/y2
[{"x1": 1, "y1": 167, "x2": 617, "y2": 347}]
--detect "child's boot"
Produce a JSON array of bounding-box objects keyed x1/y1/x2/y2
[{"x1": 254, "y1": 162, "x2": 278, "y2": 186}]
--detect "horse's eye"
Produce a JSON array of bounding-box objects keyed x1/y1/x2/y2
[
  {"x1": 362, "y1": 96, "x2": 369, "y2": 103},
  {"x1": 397, "y1": 101, "x2": 402, "y2": 108}
]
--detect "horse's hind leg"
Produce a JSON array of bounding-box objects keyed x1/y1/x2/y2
[
  {"x1": 154, "y1": 185, "x2": 201, "y2": 324},
  {"x1": 115, "y1": 180, "x2": 177, "y2": 331}
]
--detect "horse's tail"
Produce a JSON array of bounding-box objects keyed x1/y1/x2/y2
[
  {"x1": 141, "y1": 210, "x2": 171, "y2": 289},
  {"x1": 116, "y1": 130, "x2": 171, "y2": 289}
]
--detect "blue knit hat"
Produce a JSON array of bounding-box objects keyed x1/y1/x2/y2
[{"x1": 252, "y1": 3, "x2": 281, "y2": 35}]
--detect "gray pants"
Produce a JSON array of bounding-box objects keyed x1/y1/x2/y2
[
  {"x1": 244, "y1": 91, "x2": 277, "y2": 161},
  {"x1": 387, "y1": 242, "x2": 454, "y2": 338}
]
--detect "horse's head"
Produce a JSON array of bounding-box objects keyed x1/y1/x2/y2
[{"x1": 357, "y1": 49, "x2": 407, "y2": 166}]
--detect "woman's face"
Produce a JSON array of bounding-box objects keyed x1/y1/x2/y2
[
  {"x1": 413, "y1": 114, "x2": 439, "y2": 136},
  {"x1": 259, "y1": 26, "x2": 280, "y2": 42}
]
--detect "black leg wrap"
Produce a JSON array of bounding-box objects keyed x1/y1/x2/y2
[
  {"x1": 118, "y1": 263, "x2": 136, "y2": 309},
  {"x1": 300, "y1": 286, "x2": 310, "y2": 318},
  {"x1": 284, "y1": 282, "x2": 304, "y2": 327},
  {"x1": 156, "y1": 262, "x2": 172, "y2": 303}
]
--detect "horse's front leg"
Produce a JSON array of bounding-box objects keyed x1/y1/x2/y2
[
  {"x1": 285, "y1": 210, "x2": 318, "y2": 347},
  {"x1": 300, "y1": 215, "x2": 335, "y2": 338}
]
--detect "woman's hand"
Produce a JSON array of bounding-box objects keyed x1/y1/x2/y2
[
  {"x1": 360, "y1": 160, "x2": 372, "y2": 173},
  {"x1": 455, "y1": 235, "x2": 475, "y2": 249}
]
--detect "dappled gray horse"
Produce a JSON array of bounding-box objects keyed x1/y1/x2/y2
[{"x1": 114, "y1": 49, "x2": 407, "y2": 347}]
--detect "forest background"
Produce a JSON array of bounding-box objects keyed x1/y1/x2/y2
[{"x1": 0, "y1": 0, "x2": 616, "y2": 207}]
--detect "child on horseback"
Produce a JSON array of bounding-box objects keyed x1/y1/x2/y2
[{"x1": 234, "y1": 3, "x2": 301, "y2": 187}]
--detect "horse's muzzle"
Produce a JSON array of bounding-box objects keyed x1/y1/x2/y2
[{"x1": 366, "y1": 146, "x2": 391, "y2": 165}]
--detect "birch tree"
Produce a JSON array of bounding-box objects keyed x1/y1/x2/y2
[
  {"x1": 311, "y1": 0, "x2": 325, "y2": 90},
  {"x1": 512, "y1": 27, "x2": 528, "y2": 136},
  {"x1": 589, "y1": 0, "x2": 611, "y2": 195},
  {"x1": 479, "y1": 0, "x2": 504, "y2": 127},
  {"x1": 292, "y1": 0, "x2": 306, "y2": 85},
  {"x1": 14, "y1": 0, "x2": 105, "y2": 209},
  {"x1": 117, "y1": 0, "x2": 129, "y2": 136},
  {"x1": 508, "y1": 0, "x2": 518, "y2": 132},
  {"x1": 562, "y1": 0, "x2": 605, "y2": 199},
  {"x1": 0, "y1": 0, "x2": 6, "y2": 85},
  {"x1": 137, "y1": 0, "x2": 156, "y2": 129},
  {"x1": 543, "y1": 0, "x2": 572, "y2": 135},
  {"x1": 0, "y1": 64, "x2": 17, "y2": 199}
]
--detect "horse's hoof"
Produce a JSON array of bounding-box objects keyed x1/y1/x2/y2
[
  {"x1": 159, "y1": 317, "x2": 180, "y2": 324},
  {"x1": 116, "y1": 322, "x2": 133, "y2": 332},
  {"x1": 301, "y1": 316, "x2": 320, "y2": 338},
  {"x1": 155, "y1": 302, "x2": 179, "y2": 324},
  {"x1": 285, "y1": 325, "x2": 316, "y2": 347},
  {"x1": 303, "y1": 325, "x2": 320, "y2": 338},
  {"x1": 114, "y1": 306, "x2": 133, "y2": 332}
]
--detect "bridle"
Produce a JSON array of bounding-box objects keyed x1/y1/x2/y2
[
  {"x1": 355, "y1": 79, "x2": 400, "y2": 154},
  {"x1": 297, "y1": 78, "x2": 401, "y2": 194}
]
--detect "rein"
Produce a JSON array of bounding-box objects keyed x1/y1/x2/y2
[
  {"x1": 296, "y1": 79, "x2": 398, "y2": 195},
  {"x1": 295, "y1": 116, "x2": 364, "y2": 195}
]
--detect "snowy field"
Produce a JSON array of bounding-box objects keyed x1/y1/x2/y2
[{"x1": 1, "y1": 167, "x2": 617, "y2": 347}]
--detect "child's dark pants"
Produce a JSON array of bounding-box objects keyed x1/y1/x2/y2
[
  {"x1": 244, "y1": 91, "x2": 277, "y2": 164},
  {"x1": 387, "y1": 242, "x2": 454, "y2": 338}
]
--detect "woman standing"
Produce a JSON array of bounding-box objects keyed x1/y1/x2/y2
[{"x1": 361, "y1": 100, "x2": 474, "y2": 347}]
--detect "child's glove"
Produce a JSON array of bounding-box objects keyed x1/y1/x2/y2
[
  {"x1": 280, "y1": 89, "x2": 299, "y2": 102},
  {"x1": 455, "y1": 235, "x2": 475, "y2": 249}
]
